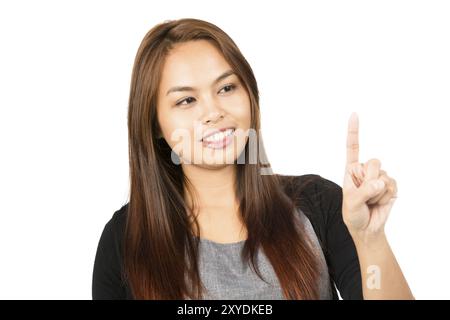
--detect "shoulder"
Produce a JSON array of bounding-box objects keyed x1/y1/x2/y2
[
  {"x1": 108, "y1": 203, "x2": 128, "y2": 234},
  {"x1": 95, "y1": 202, "x2": 129, "y2": 262},
  {"x1": 276, "y1": 173, "x2": 344, "y2": 247},
  {"x1": 277, "y1": 175, "x2": 363, "y2": 300},
  {"x1": 99, "y1": 203, "x2": 128, "y2": 249},
  {"x1": 277, "y1": 173, "x2": 341, "y2": 194},
  {"x1": 277, "y1": 173, "x2": 343, "y2": 217},
  {"x1": 92, "y1": 203, "x2": 130, "y2": 299}
]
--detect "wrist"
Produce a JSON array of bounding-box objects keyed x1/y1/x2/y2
[{"x1": 347, "y1": 227, "x2": 388, "y2": 250}]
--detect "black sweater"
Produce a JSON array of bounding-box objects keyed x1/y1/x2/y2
[{"x1": 92, "y1": 174, "x2": 363, "y2": 300}]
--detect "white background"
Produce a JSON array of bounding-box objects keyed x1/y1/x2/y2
[{"x1": 1, "y1": 0, "x2": 449, "y2": 299}]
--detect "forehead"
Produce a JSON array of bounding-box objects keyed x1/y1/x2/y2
[{"x1": 159, "y1": 40, "x2": 232, "y2": 90}]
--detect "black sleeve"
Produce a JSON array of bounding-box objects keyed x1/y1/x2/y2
[
  {"x1": 92, "y1": 210, "x2": 127, "y2": 300},
  {"x1": 315, "y1": 176, "x2": 364, "y2": 300}
]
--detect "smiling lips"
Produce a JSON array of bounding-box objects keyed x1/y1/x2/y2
[
  {"x1": 201, "y1": 127, "x2": 235, "y2": 141},
  {"x1": 202, "y1": 128, "x2": 235, "y2": 149}
]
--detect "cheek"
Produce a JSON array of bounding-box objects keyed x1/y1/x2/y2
[
  {"x1": 159, "y1": 112, "x2": 197, "y2": 145},
  {"x1": 228, "y1": 94, "x2": 251, "y2": 127}
]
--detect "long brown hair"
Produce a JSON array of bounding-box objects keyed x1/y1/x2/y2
[{"x1": 124, "y1": 18, "x2": 321, "y2": 299}]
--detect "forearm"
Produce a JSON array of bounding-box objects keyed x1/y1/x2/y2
[{"x1": 350, "y1": 231, "x2": 415, "y2": 300}]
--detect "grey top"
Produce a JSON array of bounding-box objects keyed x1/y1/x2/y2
[{"x1": 195, "y1": 208, "x2": 333, "y2": 300}]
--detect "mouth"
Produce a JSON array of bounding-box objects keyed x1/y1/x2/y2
[{"x1": 201, "y1": 128, "x2": 235, "y2": 149}]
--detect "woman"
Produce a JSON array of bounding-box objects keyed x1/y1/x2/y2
[{"x1": 92, "y1": 18, "x2": 414, "y2": 300}]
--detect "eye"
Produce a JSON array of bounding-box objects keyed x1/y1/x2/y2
[
  {"x1": 218, "y1": 84, "x2": 236, "y2": 94},
  {"x1": 174, "y1": 84, "x2": 237, "y2": 107},
  {"x1": 175, "y1": 96, "x2": 196, "y2": 106}
]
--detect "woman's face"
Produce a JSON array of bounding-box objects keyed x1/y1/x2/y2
[{"x1": 156, "y1": 40, "x2": 251, "y2": 168}]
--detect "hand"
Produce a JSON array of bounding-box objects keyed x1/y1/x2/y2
[{"x1": 342, "y1": 113, "x2": 398, "y2": 239}]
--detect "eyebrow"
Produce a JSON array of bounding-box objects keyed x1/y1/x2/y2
[{"x1": 165, "y1": 70, "x2": 236, "y2": 96}]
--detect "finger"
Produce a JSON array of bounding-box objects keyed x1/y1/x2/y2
[
  {"x1": 365, "y1": 169, "x2": 386, "y2": 198},
  {"x1": 355, "y1": 178, "x2": 385, "y2": 205},
  {"x1": 348, "y1": 162, "x2": 367, "y2": 188},
  {"x1": 367, "y1": 173, "x2": 390, "y2": 204},
  {"x1": 348, "y1": 163, "x2": 363, "y2": 187},
  {"x1": 358, "y1": 163, "x2": 365, "y2": 180},
  {"x1": 365, "y1": 158, "x2": 381, "y2": 181},
  {"x1": 346, "y1": 112, "x2": 359, "y2": 167},
  {"x1": 370, "y1": 178, "x2": 397, "y2": 206}
]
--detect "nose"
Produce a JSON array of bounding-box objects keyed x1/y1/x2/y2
[
  {"x1": 201, "y1": 101, "x2": 225, "y2": 125},
  {"x1": 203, "y1": 112, "x2": 224, "y2": 125}
]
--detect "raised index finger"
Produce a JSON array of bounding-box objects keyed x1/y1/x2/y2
[{"x1": 346, "y1": 112, "x2": 359, "y2": 166}]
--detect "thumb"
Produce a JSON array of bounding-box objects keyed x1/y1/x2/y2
[{"x1": 357, "y1": 179, "x2": 385, "y2": 204}]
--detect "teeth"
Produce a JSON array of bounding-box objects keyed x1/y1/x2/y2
[{"x1": 203, "y1": 129, "x2": 234, "y2": 143}]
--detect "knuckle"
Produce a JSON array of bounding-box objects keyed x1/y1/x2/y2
[
  {"x1": 348, "y1": 143, "x2": 359, "y2": 151},
  {"x1": 368, "y1": 158, "x2": 382, "y2": 167}
]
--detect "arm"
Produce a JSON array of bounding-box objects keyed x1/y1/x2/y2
[{"x1": 349, "y1": 230, "x2": 414, "y2": 300}]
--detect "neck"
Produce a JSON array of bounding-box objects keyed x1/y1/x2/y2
[
  {"x1": 182, "y1": 163, "x2": 246, "y2": 242},
  {"x1": 183, "y1": 165, "x2": 247, "y2": 243},
  {"x1": 182, "y1": 163, "x2": 238, "y2": 209}
]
